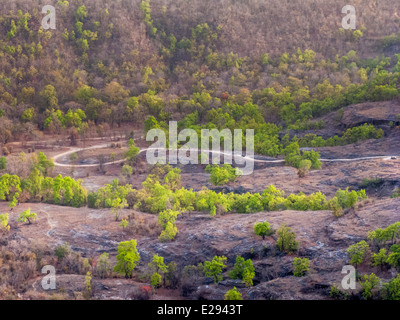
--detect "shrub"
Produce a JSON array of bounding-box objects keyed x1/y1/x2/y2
[
  {"x1": 0, "y1": 157, "x2": 7, "y2": 170},
  {"x1": 17, "y1": 208, "x2": 37, "y2": 225},
  {"x1": 203, "y1": 256, "x2": 227, "y2": 284},
  {"x1": 96, "y1": 253, "x2": 112, "y2": 278},
  {"x1": 372, "y1": 249, "x2": 388, "y2": 269},
  {"x1": 360, "y1": 273, "x2": 380, "y2": 299},
  {"x1": 297, "y1": 159, "x2": 312, "y2": 178},
  {"x1": 224, "y1": 287, "x2": 243, "y2": 300},
  {"x1": 228, "y1": 256, "x2": 255, "y2": 287},
  {"x1": 276, "y1": 224, "x2": 298, "y2": 253},
  {"x1": 381, "y1": 274, "x2": 400, "y2": 300},
  {"x1": 0, "y1": 213, "x2": 10, "y2": 232},
  {"x1": 387, "y1": 244, "x2": 400, "y2": 269},
  {"x1": 346, "y1": 241, "x2": 370, "y2": 267},
  {"x1": 293, "y1": 257, "x2": 310, "y2": 277},
  {"x1": 391, "y1": 187, "x2": 400, "y2": 199},
  {"x1": 151, "y1": 272, "x2": 162, "y2": 290},
  {"x1": 55, "y1": 242, "x2": 71, "y2": 260},
  {"x1": 254, "y1": 222, "x2": 274, "y2": 240},
  {"x1": 205, "y1": 164, "x2": 241, "y2": 186},
  {"x1": 114, "y1": 240, "x2": 140, "y2": 278}
]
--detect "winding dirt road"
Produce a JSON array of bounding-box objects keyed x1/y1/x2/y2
[{"x1": 52, "y1": 142, "x2": 398, "y2": 168}]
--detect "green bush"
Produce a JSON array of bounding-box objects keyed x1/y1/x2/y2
[
  {"x1": 293, "y1": 257, "x2": 310, "y2": 277},
  {"x1": 276, "y1": 224, "x2": 298, "y2": 253},
  {"x1": 224, "y1": 287, "x2": 243, "y2": 300},
  {"x1": 254, "y1": 222, "x2": 274, "y2": 240}
]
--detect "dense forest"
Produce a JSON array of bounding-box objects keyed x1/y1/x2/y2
[{"x1": 0, "y1": 0, "x2": 400, "y2": 145}]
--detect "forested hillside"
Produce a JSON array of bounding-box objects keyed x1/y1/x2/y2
[{"x1": 0, "y1": 0, "x2": 399, "y2": 148}]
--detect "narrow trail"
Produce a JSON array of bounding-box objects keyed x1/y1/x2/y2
[{"x1": 52, "y1": 142, "x2": 398, "y2": 168}]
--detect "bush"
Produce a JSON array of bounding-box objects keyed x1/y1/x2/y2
[
  {"x1": 96, "y1": 253, "x2": 112, "y2": 278},
  {"x1": 293, "y1": 257, "x2": 310, "y2": 277},
  {"x1": 0, "y1": 157, "x2": 7, "y2": 170},
  {"x1": 391, "y1": 187, "x2": 400, "y2": 199},
  {"x1": 17, "y1": 208, "x2": 37, "y2": 225},
  {"x1": 381, "y1": 275, "x2": 400, "y2": 300},
  {"x1": 205, "y1": 164, "x2": 241, "y2": 186},
  {"x1": 114, "y1": 240, "x2": 140, "y2": 278},
  {"x1": 55, "y1": 242, "x2": 71, "y2": 260},
  {"x1": 0, "y1": 213, "x2": 10, "y2": 232},
  {"x1": 276, "y1": 224, "x2": 298, "y2": 253},
  {"x1": 228, "y1": 256, "x2": 255, "y2": 287},
  {"x1": 203, "y1": 256, "x2": 227, "y2": 284},
  {"x1": 360, "y1": 273, "x2": 380, "y2": 300},
  {"x1": 387, "y1": 244, "x2": 400, "y2": 269},
  {"x1": 254, "y1": 222, "x2": 274, "y2": 240},
  {"x1": 224, "y1": 287, "x2": 243, "y2": 300},
  {"x1": 346, "y1": 241, "x2": 370, "y2": 267}
]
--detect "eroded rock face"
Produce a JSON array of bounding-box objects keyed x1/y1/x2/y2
[{"x1": 5, "y1": 196, "x2": 399, "y2": 300}]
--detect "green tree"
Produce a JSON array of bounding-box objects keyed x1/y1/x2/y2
[
  {"x1": 276, "y1": 224, "x2": 298, "y2": 253},
  {"x1": 254, "y1": 221, "x2": 274, "y2": 240},
  {"x1": 224, "y1": 287, "x2": 243, "y2": 300},
  {"x1": 205, "y1": 164, "x2": 241, "y2": 186},
  {"x1": 84, "y1": 271, "x2": 92, "y2": 299},
  {"x1": 120, "y1": 219, "x2": 129, "y2": 230},
  {"x1": 360, "y1": 273, "x2": 380, "y2": 299},
  {"x1": 0, "y1": 213, "x2": 10, "y2": 232},
  {"x1": 158, "y1": 221, "x2": 179, "y2": 242},
  {"x1": 372, "y1": 249, "x2": 388, "y2": 269},
  {"x1": 293, "y1": 257, "x2": 310, "y2": 277},
  {"x1": 17, "y1": 208, "x2": 37, "y2": 225},
  {"x1": 39, "y1": 85, "x2": 58, "y2": 109},
  {"x1": 297, "y1": 159, "x2": 312, "y2": 178},
  {"x1": 125, "y1": 139, "x2": 139, "y2": 166},
  {"x1": 111, "y1": 198, "x2": 128, "y2": 221},
  {"x1": 229, "y1": 256, "x2": 255, "y2": 287},
  {"x1": 382, "y1": 274, "x2": 400, "y2": 300},
  {"x1": 0, "y1": 157, "x2": 7, "y2": 170},
  {"x1": 122, "y1": 165, "x2": 133, "y2": 177},
  {"x1": 114, "y1": 240, "x2": 140, "y2": 278},
  {"x1": 387, "y1": 244, "x2": 400, "y2": 269},
  {"x1": 97, "y1": 252, "x2": 112, "y2": 278},
  {"x1": 346, "y1": 241, "x2": 370, "y2": 268},
  {"x1": 204, "y1": 256, "x2": 227, "y2": 284},
  {"x1": 151, "y1": 272, "x2": 162, "y2": 290}
]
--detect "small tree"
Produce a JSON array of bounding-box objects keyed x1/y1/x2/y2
[
  {"x1": 382, "y1": 274, "x2": 400, "y2": 300},
  {"x1": 148, "y1": 254, "x2": 168, "y2": 274},
  {"x1": 84, "y1": 271, "x2": 92, "y2": 299},
  {"x1": 120, "y1": 219, "x2": 129, "y2": 230},
  {"x1": 97, "y1": 253, "x2": 112, "y2": 278},
  {"x1": 125, "y1": 139, "x2": 139, "y2": 166},
  {"x1": 293, "y1": 257, "x2": 310, "y2": 277},
  {"x1": 297, "y1": 159, "x2": 312, "y2": 178},
  {"x1": 122, "y1": 165, "x2": 133, "y2": 177},
  {"x1": 360, "y1": 273, "x2": 380, "y2": 300},
  {"x1": 0, "y1": 156, "x2": 7, "y2": 170},
  {"x1": 111, "y1": 198, "x2": 128, "y2": 221},
  {"x1": 387, "y1": 244, "x2": 400, "y2": 269},
  {"x1": 0, "y1": 213, "x2": 10, "y2": 232},
  {"x1": 151, "y1": 272, "x2": 162, "y2": 291},
  {"x1": 114, "y1": 240, "x2": 140, "y2": 278},
  {"x1": 229, "y1": 256, "x2": 255, "y2": 287},
  {"x1": 346, "y1": 241, "x2": 369, "y2": 268},
  {"x1": 224, "y1": 287, "x2": 243, "y2": 300},
  {"x1": 204, "y1": 256, "x2": 227, "y2": 284},
  {"x1": 372, "y1": 248, "x2": 388, "y2": 270},
  {"x1": 254, "y1": 221, "x2": 274, "y2": 240},
  {"x1": 17, "y1": 208, "x2": 37, "y2": 225},
  {"x1": 276, "y1": 224, "x2": 298, "y2": 253}
]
